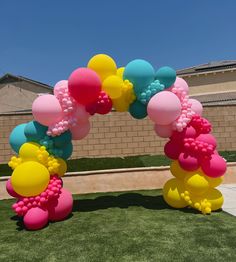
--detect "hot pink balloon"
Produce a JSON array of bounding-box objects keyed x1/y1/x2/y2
[
  {"x1": 32, "y1": 95, "x2": 63, "y2": 126},
  {"x1": 68, "y1": 68, "x2": 101, "y2": 106},
  {"x1": 53, "y1": 80, "x2": 68, "y2": 96},
  {"x1": 6, "y1": 179, "x2": 21, "y2": 198},
  {"x1": 168, "y1": 77, "x2": 189, "y2": 94},
  {"x1": 171, "y1": 126, "x2": 197, "y2": 141},
  {"x1": 201, "y1": 154, "x2": 226, "y2": 178},
  {"x1": 147, "y1": 91, "x2": 181, "y2": 125},
  {"x1": 196, "y1": 134, "x2": 217, "y2": 149},
  {"x1": 154, "y1": 124, "x2": 173, "y2": 138},
  {"x1": 189, "y1": 99, "x2": 203, "y2": 116},
  {"x1": 48, "y1": 188, "x2": 73, "y2": 221},
  {"x1": 70, "y1": 121, "x2": 91, "y2": 140},
  {"x1": 164, "y1": 140, "x2": 182, "y2": 159},
  {"x1": 178, "y1": 153, "x2": 200, "y2": 171},
  {"x1": 24, "y1": 207, "x2": 49, "y2": 230}
]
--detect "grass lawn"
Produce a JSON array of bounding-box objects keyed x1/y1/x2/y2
[
  {"x1": 1, "y1": 151, "x2": 236, "y2": 177},
  {"x1": 0, "y1": 189, "x2": 236, "y2": 262}
]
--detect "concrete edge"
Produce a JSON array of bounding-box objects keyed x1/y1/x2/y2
[{"x1": 1, "y1": 162, "x2": 236, "y2": 182}]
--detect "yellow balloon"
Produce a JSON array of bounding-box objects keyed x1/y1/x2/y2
[
  {"x1": 184, "y1": 171, "x2": 209, "y2": 196},
  {"x1": 206, "y1": 175, "x2": 224, "y2": 188},
  {"x1": 205, "y1": 188, "x2": 224, "y2": 211},
  {"x1": 11, "y1": 161, "x2": 50, "y2": 197},
  {"x1": 19, "y1": 142, "x2": 40, "y2": 162},
  {"x1": 170, "y1": 161, "x2": 187, "y2": 180},
  {"x1": 112, "y1": 98, "x2": 129, "y2": 112},
  {"x1": 102, "y1": 75, "x2": 123, "y2": 99},
  {"x1": 87, "y1": 54, "x2": 117, "y2": 82},
  {"x1": 163, "y1": 178, "x2": 187, "y2": 208},
  {"x1": 57, "y1": 158, "x2": 67, "y2": 177},
  {"x1": 116, "y1": 67, "x2": 125, "y2": 78}
]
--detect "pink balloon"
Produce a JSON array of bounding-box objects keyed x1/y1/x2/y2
[
  {"x1": 32, "y1": 95, "x2": 63, "y2": 126},
  {"x1": 74, "y1": 104, "x2": 90, "y2": 122},
  {"x1": 147, "y1": 91, "x2": 181, "y2": 125},
  {"x1": 178, "y1": 153, "x2": 200, "y2": 171},
  {"x1": 48, "y1": 188, "x2": 73, "y2": 221},
  {"x1": 189, "y1": 99, "x2": 203, "y2": 116},
  {"x1": 53, "y1": 80, "x2": 68, "y2": 96},
  {"x1": 6, "y1": 179, "x2": 21, "y2": 198},
  {"x1": 154, "y1": 124, "x2": 173, "y2": 138},
  {"x1": 196, "y1": 134, "x2": 217, "y2": 148},
  {"x1": 70, "y1": 121, "x2": 91, "y2": 140},
  {"x1": 164, "y1": 140, "x2": 182, "y2": 160},
  {"x1": 201, "y1": 154, "x2": 226, "y2": 178},
  {"x1": 24, "y1": 207, "x2": 49, "y2": 230},
  {"x1": 171, "y1": 126, "x2": 197, "y2": 141},
  {"x1": 168, "y1": 77, "x2": 189, "y2": 94},
  {"x1": 68, "y1": 68, "x2": 101, "y2": 106}
]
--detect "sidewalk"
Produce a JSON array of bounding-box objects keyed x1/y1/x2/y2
[{"x1": 218, "y1": 184, "x2": 236, "y2": 216}]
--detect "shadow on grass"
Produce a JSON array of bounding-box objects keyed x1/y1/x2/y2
[{"x1": 73, "y1": 193, "x2": 199, "y2": 214}]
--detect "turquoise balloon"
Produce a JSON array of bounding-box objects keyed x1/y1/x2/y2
[
  {"x1": 61, "y1": 142, "x2": 73, "y2": 160},
  {"x1": 123, "y1": 59, "x2": 155, "y2": 94},
  {"x1": 129, "y1": 100, "x2": 147, "y2": 119},
  {"x1": 9, "y1": 123, "x2": 28, "y2": 153},
  {"x1": 52, "y1": 130, "x2": 72, "y2": 148},
  {"x1": 24, "y1": 121, "x2": 47, "y2": 142},
  {"x1": 155, "y1": 66, "x2": 176, "y2": 88}
]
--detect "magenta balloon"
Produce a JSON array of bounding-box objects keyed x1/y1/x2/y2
[
  {"x1": 168, "y1": 77, "x2": 189, "y2": 94},
  {"x1": 48, "y1": 188, "x2": 73, "y2": 221},
  {"x1": 196, "y1": 134, "x2": 217, "y2": 148},
  {"x1": 32, "y1": 95, "x2": 63, "y2": 126},
  {"x1": 6, "y1": 179, "x2": 21, "y2": 198},
  {"x1": 201, "y1": 154, "x2": 226, "y2": 178},
  {"x1": 24, "y1": 207, "x2": 49, "y2": 230},
  {"x1": 171, "y1": 126, "x2": 197, "y2": 141},
  {"x1": 68, "y1": 68, "x2": 101, "y2": 106},
  {"x1": 189, "y1": 99, "x2": 203, "y2": 116},
  {"x1": 154, "y1": 124, "x2": 173, "y2": 138},
  {"x1": 178, "y1": 153, "x2": 200, "y2": 171},
  {"x1": 164, "y1": 140, "x2": 182, "y2": 160},
  {"x1": 70, "y1": 121, "x2": 91, "y2": 140},
  {"x1": 53, "y1": 80, "x2": 68, "y2": 96},
  {"x1": 147, "y1": 91, "x2": 182, "y2": 125}
]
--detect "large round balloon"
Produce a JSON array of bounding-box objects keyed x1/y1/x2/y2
[
  {"x1": 24, "y1": 207, "x2": 49, "y2": 230},
  {"x1": 155, "y1": 66, "x2": 176, "y2": 88},
  {"x1": 68, "y1": 68, "x2": 101, "y2": 106},
  {"x1": 116, "y1": 67, "x2": 125, "y2": 78},
  {"x1": 9, "y1": 123, "x2": 28, "y2": 153},
  {"x1": 24, "y1": 121, "x2": 47, "y2": 142},
  {"x1": 6, "y1": 179, "x2": 21, "y2": 198},
  {"x1": 19, "y1": 142, "x2": 40, "y2": 162},
  {"x1": 53, "y1": 80, "x2": 68, "y2": 97},
  {"x1": 164, "y1": 140, "x2": 182, "y2": 160},
  {"x1": 189, "y1": 99, "x2": 203, "y2": 116},
  {"x1": 184, "y1": 171, "x2": 209, "y2": 195},
  {"x1": 11, "y1": 161, "x2": 50, "y2": 197},
  {"x1": 154, "y1": 124, "x2": 173, "y2": 138},
  {"x1": 163, "y1": 178, "x2": 187, "y2": 208},
  {"x1": 123, "y1": 59, "x2": 155, "y2": 93},
  {"x1": 129, "y1": 100, "x2": 147, "y2": 119},
  {"x1": 87, "y1": 54, "x2": 117, "y2": 82},
  {"x1": 70, "y1": 121, "x2": 90, "y2": 140},
  {"x1": 169, "y1": 77, "x2": 189, "y2": 94},
  {"x1": 201, "y1": 154, "x2": 226, "y2": 178},
  {"x1": 32, "y1": 95, "x2": 63, "y2": 126},
  {"x1": 102, "y1": 75, "x2": 123, "y2": 99},
  {"x1": 204, "y1": 188, "x2": 224, "y2": 211},
  {"x1": 170, "y1": 161, "x2": 187, "y2": 180},
  {"x1": 61, "y1": 142, "x2": 73, "y2": 160},
  {"x1": 52, "y1": 130, "x2": 72, "y2": 148},
  {"x1": 178, "y1": 153, "x2": 200, "y2": 171},
  {"x1": 147, "y1": 91, "x2": 181, "y2": 125},
  {"x1": 48, "y1": 188, "x2": 73, "y2": 221}
]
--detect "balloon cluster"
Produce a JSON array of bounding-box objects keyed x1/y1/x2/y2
[{"x1": 6, "y1": 53, "x2": 226, "y2": 230}]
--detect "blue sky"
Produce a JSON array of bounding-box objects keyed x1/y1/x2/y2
[{"x1": 0, "y1": 0, "x2": 235, "y2": 86}]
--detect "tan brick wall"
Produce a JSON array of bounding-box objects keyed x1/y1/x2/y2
[{"x1": 0, "y1": 106, "x2": 236, "y2": 163}]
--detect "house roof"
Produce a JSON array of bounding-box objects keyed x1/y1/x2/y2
[
  {"x1": 0, "y1": 73, "x2": 53, "y2": 90},
  {"x1": 191, "y1": 91, "x2": 236, "y2": 106},
  {"x1": 177, "y1": 60, "x2": 236, "y2": 76}
]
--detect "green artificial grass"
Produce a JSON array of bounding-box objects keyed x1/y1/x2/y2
[
  {"x1": 0, "y1": 189, "x2": 236, "y2": 262},
  {"x1": 1, "y1": 151, "x2": 236, "y2": 177}
]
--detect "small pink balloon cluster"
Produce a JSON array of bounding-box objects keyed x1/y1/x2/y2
[
  {"x1": 7, "y1": 174, "x2": 73, "y2": 230},
  {"x1": 164, "y1": 115, "x2": 227, "y2": 178}
]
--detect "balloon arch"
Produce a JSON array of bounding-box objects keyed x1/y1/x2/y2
[{"x1": 7, "y1": 54, "x2": 226, "y2": 230}]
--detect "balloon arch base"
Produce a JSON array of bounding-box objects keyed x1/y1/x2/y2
[{"x1": 6, "y1": 54, "x2": 226, "y2": 230}]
